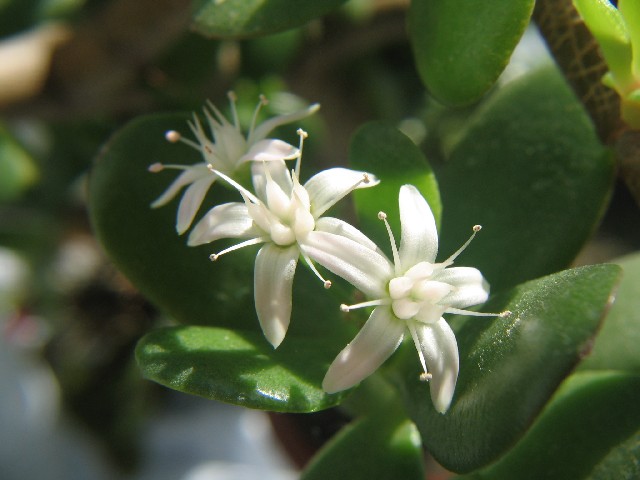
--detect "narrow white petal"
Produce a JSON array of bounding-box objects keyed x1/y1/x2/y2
[
  {"x1": 314, "y1": 217, "x2": 380, "y2": 251},
  {"x1": 249, "y1": 103, "x2": 320, "y2": 143},
  {"x1": 176, "y1": 176, "x2": 216, "y2": 234},
  {"x1": 398, "y1": 185, "x2": 439, "y2": 269},
  {"x1": 254, "y1": 244, "x2": 299, "y2": 348},
  {"x1": 150, "y1": 164, "x2": 209, "y2": 208},
  {"x1": 240, "y1": 139, "x2": 299, "y2": 162},
  {"x1": 187, "y1": 203, "x2": 257, "y2": 246},
  {"x1": 252, "y1": 160, "x2": 292, "y2": 201},
  {"x1": 305, "y1": 168, "x2": 379, "y2": 218},
  {"x1": 300, "y1": 231, "x2": 392, "y2": 298},
  {"x1": 433, "y1": 267, "x2": 490, "y2": 309},
  {"x1": 411, "y1": 318, "x2": 459, "y2": 414},
  {"x1": 323, "y1": 307, "x2": 404, "y2": 393}
]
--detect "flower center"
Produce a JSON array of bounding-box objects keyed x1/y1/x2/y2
[{"x1": 388, "y1": 262, "x2": 452, "y2": 323}]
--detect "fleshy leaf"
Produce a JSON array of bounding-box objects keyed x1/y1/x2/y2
[
  {"x1": 409, "y1": 0, "x2": 535, "y2": 105},
  {"x1": 436, "y1": 67, "x2": 613, "y2": 293},
  {"x1": 136, "y1": 325, "x2": 348, "y2": 412},
  {"x1": 349, "y1": 122, "x2": 441, "y2": 251},
  {"x1": 191, "y1": 0, "x2": 347, "y2": 38},
  {"x1": 394, "y1": 264, "x2": 621, "y2": 473},
  {"x1": 461, "y1": 371, "x2": 640, "y2": 479},
  {"x1": 301, "y1": 407, "x2": 424, "y2": 480},
  {"x1": 579, "y1": 252, "x2": 640, "y2": 373},
  {"x1": 0, "y1": 123, "x2": 38, "y2": 201}
]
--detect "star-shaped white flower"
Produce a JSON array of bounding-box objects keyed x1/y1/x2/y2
[
  {"x1": 188, "y1": 129, "x2": 379, "y2": 348},
  {"x1": 301, "y1": 184, "x2": 506, "y2": 413},
  {"x1": 149, "y1": 92, "x2": 320, "y2": 234}
]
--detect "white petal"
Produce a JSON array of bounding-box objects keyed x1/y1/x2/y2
[
  {"x1": 240, "y1": 139, "x2": 298, "y2": 162},
  {"x1": 252, "y1": 160, "x2": 292, "y2": 201},
  {"x1": 398, "y1": 185, "x2": 438, "y2": 270},
  {"x1": 249, "y1": 103, "x2": 320, "y2": 143},
  {"x1": 433, "y1": 267, "x2": 489, "y2": 309},
  {"x1": 411, "y1": 318, "x2": 459, "y2": 414},
  {"x1": 323, "y1": 307, "x2": 404, "y2": 393},
  {"x1": 314, "y1": 217, "x2": 379, "y2": 251},
  {"x1": 305, "y1": 168, "x2": 379, "y2": 218},
  {"x1": 254, "y1": 244, "x2": 299, "y2": 348},
  {"x1": 176, "y1": 176, "x2": 216, "y2": 234},
  {"x1": 300, "y1": 231, "x2": 392, "y2": 298},
  {"x1": 187, "y1": 202, "x2": 257, "y2": 246},
  {"x1": 150, "y1": 164, "x2": 209, "y2": 208}
]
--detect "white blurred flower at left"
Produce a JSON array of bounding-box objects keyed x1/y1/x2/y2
[{"x1": 148, "y1": 92, "x2": 320, "y2": 234}]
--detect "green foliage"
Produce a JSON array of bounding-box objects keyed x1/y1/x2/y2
[
  {"x1": 191, "y1": 0, "x2": 347, "y2": 38},
  {"x1": 409, "y1": 0, "x2": 535, "y2": 105},
  {"x1": 0, "y1": 124, "x2": 38, "y2": 202}
]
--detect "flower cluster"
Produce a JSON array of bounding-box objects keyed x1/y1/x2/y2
[{"x1": 150, "y1": 93, "x2": 503, "y2": 413}]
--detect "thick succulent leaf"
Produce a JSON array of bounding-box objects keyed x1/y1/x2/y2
[
  {"x1": 349, "y1": 122, "x2": 441, "y2": 251},
  {"x1": 394, "y1": 264, "x2": 621, "y2": 473},
  {"x1": 136, "y1": 325, "x2": 348, "y2": 412},
  {"x1": 409, "y1": 0, "x2": 535, "y2": 105},
  {"x1": 191, "y1": 0, "x2": 347, "y2": 38},
  {"x1": 436, "y1": 67, "x2": 613, "y2": 293},
  {"x1": 460, "y1": 371, "x2": 640, "y2": 479},
  {"x1": 301, "y1": 408, "x2": 424, "y2": 480},
  {"x1": 579, "y1": 252, "x2": 640, "y2": 373}
]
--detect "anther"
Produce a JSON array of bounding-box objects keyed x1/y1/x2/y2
[
  {"x1": 204, "y1": 145, "x2": 213, "y2": 154},
  {"x1": 148, "y1": 163, "x2": 164, "y2": 173},
  {"x1": 209, "y1": 253, "x2": 219, "y2": 261},
  {"x1": 473, "y1": 225, "x2": 482, "y2": 232},
  {"x1": 297, "y1": 128, "x2": 308, "y2": 138},
  {"x1": 499, "y1": 310, "x2": 512, "y2": 317},
  {"x1": 340, "y1": 304, "x2": 350, "y2": 312},
  {"x1": 378, "y1": 211, "x2": 387, "y2": 220},
  {"x1": 227, "y1": 91, "x2": 237, "y2": 102},
  {"x1": 259, "y1": 94, "x2": 268, "y2": 105},
  {"x1": 207, "y1": 163, "x2": 215, "y2": 173},
  {"x1": 165, "y1": 130, "x2": 181, "y2": 143},
  {"x1": 363, "y1": 173, "x2": 370, "y2": 184},
  {"x1": 420, "y1": 372, "x2": 433, "y2": 382},
  {"x1": 324, "y1": 280, "x2": 332, "y2": 289}
]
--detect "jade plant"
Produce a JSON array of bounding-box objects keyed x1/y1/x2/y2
[{"x1": 2, "y1": 0, "x2": 640, "y2": 478}]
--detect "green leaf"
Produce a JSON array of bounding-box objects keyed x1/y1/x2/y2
[
  {"x1": 579, "y1": 252, "x2": 640, "y2": 373},
  {"x1": 136, "y1": 325, "x2": 348, "y2": 412},
  {"x1": 462, "y1": 371, "x2": 640, "y2": 480},
  {"x1": 191, "y1": 0, "x2": 347, "y2": 38},
  {"x1": 301, "y1": 407, "x2": 424, "y2": 480},
  {"x1": 436, "y1": 67, "x2": 613, "y2": 293},
  {"x1": 395, "y1": 264, "x2": 621, "y2": 473},
  {"x1": 349, "y1": 122, "x2": 441, "y2": 252},
  {"x1": 409, "y1": 0, "x2": 535, "y2": 105},
  {"x1": 0, "y1": 123, "x2": 38, "y2": 202},
  {"x1": 574, "y1": 0, "x2": 633, "y2": 86}
]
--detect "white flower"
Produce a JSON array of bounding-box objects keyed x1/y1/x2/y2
[
  {"x1": 188, "y1": 129, "x2": 379, "y2": 348},
  {"x1": 301, "y1": 184, "x2": 505, "y2": 414},
  {"x1": 148, "y1": 92, "x2": 320, "y2": 234}
]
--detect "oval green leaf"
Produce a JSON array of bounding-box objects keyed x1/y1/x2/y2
[
  {"x1": 191, "y1": 0, "x2": 347, "y2": 38},
  {"x1": 464, "y1": 371, "x2": 640, "y2": 479},
  {"x1": 436, "y1": 67, "x2": 613, "y2": 293},
  {"x1": 349, "y1": 122, "x2": 441, "y2": 251},
  {"x1": 136, "y1": 325, "x2": 348, "y2": 412},
  {"x1": 409, "y1": 0, "x2": 535, "y2": 105},
  {"x1": 394, "y1": 264, "x2": 621, "y2": 473}
]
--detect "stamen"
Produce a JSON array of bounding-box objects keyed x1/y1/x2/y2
[
  {"x1": 378, "y1": 211, "x2": 402, "y2": 274},
  {"x1": 148, "y1": 162, "x2": 190, "y2": 172},
  {"x1": 148, "y1": 163, "x2": 164, "y2": 173},
  {"x1": 207, "y1": 166, "x2": 260, "y2": 204},
  {"x1": 442, "y1": 224, "x2": 482, "y2": 266},
  {"x1": 209, "y1": 237, "x2": 265, "y2": 261},
  {"x1": 294, "y1": 128, "x2": 308, "y2": 178},
  {"x1": 444, "y1": 307, "x2": 503, "y2": 317},
  {"x1": 227, "y1": 91, "x2": 241, "y2": 130},
  {"x1": 339, "y1": 299, "x2": 387, "y2": 312},
  {"x1": 184, "y1": 117, "x2": 210, "y2": 150},
  {"x1": 408, "y1": 322, "x2": 430, "y2": 382},
  {"x1": 247, "y1": 94, "x2": 269, "y2": 140},
  {"x1": 165, "y1": 130, "x2": 181, "y2": 143},
  {"x1": 302, "y1": 252, "x2": 332, "y2": 289}
]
